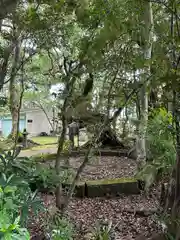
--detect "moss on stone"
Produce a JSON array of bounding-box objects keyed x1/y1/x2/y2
[
  {"x1": 86, "y1": 177, "x2": 137, "y2": 186},
  {"x1": 84, "y1": 178, "x2": 140, "y2": 197},
  {"x1": 76, "y1": 181, "x2": 85, "y2": 186}
]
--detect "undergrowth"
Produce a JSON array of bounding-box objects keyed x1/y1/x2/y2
[{"x1": 137, "y1": 108, "x2": 176, "y2": 189}]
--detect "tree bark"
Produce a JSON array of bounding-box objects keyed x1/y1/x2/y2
[
  {"x1": 9, "y1": 39, "x2": 20, "y2": 138},
  {"x1": 54, "y1": 73, "x2": 77, "y2": 209},
  {"x1": 0, "y1": 44, "x2": 14, "y2": 90},
  {"x1": 171, "y1": 91, "x2": 180, "y2": 219},
  {"x1": 167, "y1": 3, "x2": 180, "y2": 227},
  {"x1": 55, "y1": 113, "x2": 67, "y2": 209},
  {"x1": 136, "y1": 1, "x2": 154, "y2": 169},
  {"x1": 121, "y1": 106, "x2": 128, "y2": 139}
]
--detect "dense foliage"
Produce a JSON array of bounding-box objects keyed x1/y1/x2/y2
[{"x1": 0, "y1": 0, "x2": 180, "y2": 239}]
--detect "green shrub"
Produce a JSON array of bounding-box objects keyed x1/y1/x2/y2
[
  {"x1": 91, "y1": 220, "x2": 115, "y2": 240},
  {"x1": 158, "y1": 213, "x2": 180, "y2": 240},
  {"x1": 8, "y1": 131, "x2": 24, "y2": 143},
  {"x1": 0, "y1": 173, "x2": 44, "y2": 226},
  {"x1": 0, "y1": 173, "x2": 43, "y2": 239},
  {"x1": 0, "y1": 149, "x2": 46, "y2": 239},
  {"x1": 0, "y1": 148, "x2": 36, "y2": 181},
  {"x1": 18, "y1": 132, "x2": 24, "y2": 143},
  {"x1": 51, "y1": 218, "x2": 74, "y2": 240},
  {"x1": 0, "y1": 212, "x2": 30, "y2": 240},
  {"x1": 137, "y1": 108, "x2": 176, "y2": 189},
  {"x1": 0, "y1": 142, "x2": 75, "y2": 239},
  {"x1": 147, "y1": 107, "x2": 176, "y2": 167},
  {"x1": 29, "y1": 163, "x2": 75, "y2": 191},
  {"x1": 43, "y1": 208, "x2": 74, "y2": 240}
]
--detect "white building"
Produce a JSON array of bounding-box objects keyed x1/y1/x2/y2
[{"x1": 0, "y1": 107, "x2": 55, "y2": 137}]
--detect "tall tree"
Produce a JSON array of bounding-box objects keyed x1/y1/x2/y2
[{"x1": 136, "y1": 1, "x2": 154, "y2": 168}]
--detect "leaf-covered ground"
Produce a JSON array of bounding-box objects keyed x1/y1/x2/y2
[
  {"x1": 28, "y1": 156, "x2": 163, "y2": 239},
  {"x1": 67, "y1": 195, "x2": 161, "y2": 239},
  {"x1": 29, "y1": 192, "x2": 162, "y2": 239},
  {"x1": 35, "y1": 155, "x2": 137, "y2": 181},
  {"x1": 71, "y1": 156, "x2": 137, "y2": 181}
]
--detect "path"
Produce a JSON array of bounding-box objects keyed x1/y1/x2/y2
[
  {"x1": 19, "y1": 146, "x2": 57, "y2": 157},
  {"x1": 19, "y1": 141, "x2": 85, "y2": 157}
]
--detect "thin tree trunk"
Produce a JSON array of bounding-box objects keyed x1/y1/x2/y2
[
  {"x1": 136, "y1": 86, "x2": 148, "y2": 168},
  {"x1": 136, "y1": 1, "x2": 154, "y2": 169},
  {"x1": 52, "y1": 107, "x2": 55, "y2": 133},
  {"x1": 55, "y1": 113, "x2": 67, "y2": 209},
  {"x1": 12, "y1": 65, "x2": 25, "y2": 156},
  {"x1": 54, "y1": 74, "x2": 76, "y2": 209},
  {"x1": 122, "y1": 106, "x2": 128, "y2": 139}
]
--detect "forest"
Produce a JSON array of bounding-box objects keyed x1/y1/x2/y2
[{"x1": 0, "y1": 0, "x2": 180, "y2": 239}]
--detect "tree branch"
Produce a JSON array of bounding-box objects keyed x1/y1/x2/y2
[{"x1": 149, "y1": 0, "x2": 180, "y2": 20}]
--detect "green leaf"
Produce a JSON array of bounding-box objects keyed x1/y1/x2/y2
[
  {"x1": 3, "y1": 232, "x2": 12, "y2": 240},
  {"x1": 4, "y1": 186, "x2": 17, "y2": 194},
  {"x1": 14, "y1": 216, "x2": 20, "y2": 226},
  {"x1": 15, "y1": 228, "x2": 30, "y2": 240},
  {"x1": 6, "y1": 174, "x2": 15, "y2": 184},
  {"x1": 0, "y1": 210, "x2": 11, "y2": 229},
  {"x1": 8, "y1": 223, "x2": 17, "y2": 231},
  {"x1": 20, "y1": 206, "x2": 28, "y2": 226},
  {"x1": 2, "y1": 174, "x2": 7, "y2": 182},
  {"x1": 4, "y1": 198, "x2": 15, "y2": 209}
]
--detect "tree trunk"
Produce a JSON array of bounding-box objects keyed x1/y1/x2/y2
[
  {"x1": 121, "y1": 106, "x2": 128, "y2": 139},
  {"x1": 162, "y1": 7, "x2": 180, "y2": 237},
  {"x1": 9, "y1": 40, "x2": 20, "y2": 138},
  {"x1": 172, "y1": 92, "x2": 180, "y2": 218},
  {"x1": 54, "y1": 75, "x2": 76, "y2": 209},
  {"x1": 55, "y1": 113, "x2": 67, "y2": 209},
  {"x1": 149, "y1": 90, "x2": 158, "y2": 110},
  {"x1": 52, "y1": 107, "x2": 56, "y2": 133},
  {"x1": 136, "y1": 87, "x2": 148, "y2": 168},
  {"x1": 167, "y1": 5, "x2": 180, "y2": 228},
  {"x1": 136, "y1": 1, "x2": 153, "y2": 169},
  {"x1": 0, "y1": 45, "x2": 14, "y2": 90},
  {"x1": 10, "y1": 104, "x2": 19, "y2": 137}
]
